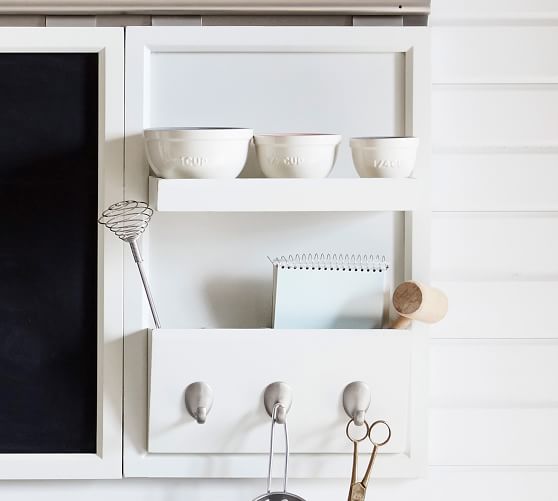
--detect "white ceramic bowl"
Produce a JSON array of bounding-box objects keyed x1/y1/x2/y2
[
  {"x1": 254, "y1": 133, "x2": 342, "y2": 178},
  {"x1": 144, "y1": 127, "x2": 254, "y2": 179},
  {"x1": 350, "y1": 137, "x2": 419, "y2": 178}
]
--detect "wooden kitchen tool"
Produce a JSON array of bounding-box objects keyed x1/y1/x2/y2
[{"x1": 389, "y1": 281, "x2": 448, "y2": 329}]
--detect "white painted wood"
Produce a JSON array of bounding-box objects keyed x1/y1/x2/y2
[
  {"x1": 432, "y1": 27, "x2": 558, "y2": 84},
  {"x1": 3, "y1": 472, "x2": 558, "y2": 501},
  {"x1": 430, "y1": 282, "x2": 558, "y2": 339},
  {"x1": 430, "y1": 340, "x2": 558, "y2": 406},
  {"x1": 431, "y1": 213, "x2": 558, "y2": 281},
  {"x1": 426, "y1": 5, "x2": 558, "y2": 483},
  {"x1": 143, "y1": 327, "x2": 427, "y2": 478},
  {"x1": 150, "y1": 176, "x2": 422, "y2": 212},
  {"x1": 432, "y1": 86, "x2": 558, "y2": 150},
  {"x1": 432, "y1": 153, "x2": 558, "y2": 212},
  {"x1": 2, "y1": 7, "x2": 558, "y2": 500},
  {"x1": 121, "y1": 451, "x2": 423, "y2": 479},
  {"x1": 4, "y1": 472, "x2": 558, "y2": 501},
  {"x1": 402, "y1": 29, "x2": 431, "y2": 480},
  {"x1": 0, "y1": 28, "x2": 124, "y2": 479},
  {"x1": 332, "y1": 471, "x2": 558, "y2": 501},
  {"x1": 149, "y1": 329, "x2": 411, "y2": 456},
  {"x1": 430, "y1": 408, "x2": 558, "y2": 466},
  {"x1": 124, "y1": 26, "x2": 430, "y2": 479},
  {"x1": 430, "y1": 0, "x2": 558, "y2": 25}
]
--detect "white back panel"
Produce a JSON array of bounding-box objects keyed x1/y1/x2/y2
[
  {"x1": 149, "y1": 51, "x2": 404, "y2": 178},
  {"x1": 149, "y1": 211, "x2": 401, "y2": 328}
]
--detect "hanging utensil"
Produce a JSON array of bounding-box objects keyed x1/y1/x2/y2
[
  {"x1": 98, "y1": 200, "x2": 161, "y2": 328},
  {"x1": 253, "y1": 403, "x2": 306, "y2": 501},
  {"x1": 346, "y1": 419, "x2": 391, "y2": 501}
]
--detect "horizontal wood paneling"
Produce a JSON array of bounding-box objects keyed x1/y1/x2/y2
[
  {"x1": 430, "y1": 0, "x2": 558, "y2": 24},
  {"x1": 430, "y1": 408, "x2": 558, "y2": 465},
  {"x1": 371, "y1": 471, "x2": 558, "y2": 500},
  {"x1": 432, "y1": 27, "x2": 558, "y2": 84},
  {"x1": 432, "y1": 213, "x2": 558, "y2": 280},
  {"x1": 429, "y1": 2, "x2": 558, "y2": 482},
  {"x1": 431, "y1": 340, "x2": 558, "y2": 405},
  {"x1": 1, "y1": 472, "x2": 558, "y2": 501},
  {"x1": 431, "y1": 282, "x2": 558, "y2": 339},
  {"x1": 432, "y1": 153, "x2": 558, "y2": 212},
  {"x1": 432, "y1": 86, "x2": 558, "y2": 149}
]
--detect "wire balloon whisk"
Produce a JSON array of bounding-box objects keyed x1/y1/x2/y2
[{"x1": 98, "y1": 200, "x2": 161, "y2": 328}]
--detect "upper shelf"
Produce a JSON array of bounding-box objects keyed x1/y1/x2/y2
[{"x1": 149, "y1": 176, "x2": 421, "y2": 212}]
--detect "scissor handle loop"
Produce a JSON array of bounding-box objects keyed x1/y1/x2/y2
[
  {"x1": 368, "y1": 419, "x2": 391, "y2": 447},
  {"x1": 346, "y1": 418, "x2": 369, "y2": 443}
]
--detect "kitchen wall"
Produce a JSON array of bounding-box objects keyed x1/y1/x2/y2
[{"x1": 2, "y1": 0, "x2": 558, "y2": 499}]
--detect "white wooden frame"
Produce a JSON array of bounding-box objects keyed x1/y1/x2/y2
[
  {"x1": 0, "y1": 28, "x2": 124, "y2": 479},
  {"x1": 124, "y1": 26, "x2": 430, "y2": 478}
]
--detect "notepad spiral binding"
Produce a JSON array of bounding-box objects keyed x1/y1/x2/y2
[{"x1": 270, "y1": 253, "x2": 389, "y2": 272}]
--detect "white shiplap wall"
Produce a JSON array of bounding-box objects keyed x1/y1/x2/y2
[
  {"x1": 427, "y1": 0, "x2": 558, "y2": 498},
  {"x1": 1, "y1": 1, "x2": 558, "y2": 499}
]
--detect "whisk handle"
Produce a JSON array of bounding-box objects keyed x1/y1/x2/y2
[
  {"x1": 129, "y1": 239, "x2": 143, "y2": 264},
  {"x1": 129, "y1": 240, "x2": 162, "y2": 329}
]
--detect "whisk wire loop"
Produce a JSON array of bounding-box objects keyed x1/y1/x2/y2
[{"x1": 98, "y1": 200, "x2": 153, "y2": 243}]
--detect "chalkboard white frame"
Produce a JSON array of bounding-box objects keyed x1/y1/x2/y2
[{"x1": 0, "y1": 28, "x2": 124, "y2": 479}]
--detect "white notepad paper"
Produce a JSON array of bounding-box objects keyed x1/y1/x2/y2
[{"x1": 271, "y1": 254, "x2": 389, "y2": 329}]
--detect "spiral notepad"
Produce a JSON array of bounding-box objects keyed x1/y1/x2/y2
[{"x1": 271, "y1": 254, "x2": 389, "y2": 329}]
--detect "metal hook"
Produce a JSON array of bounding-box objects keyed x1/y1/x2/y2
[
  {"x1": 343, "y1": 381, "x2": 371, "y2": 427},
  {"x1": 185, "y1": 382, "x2": 213, "y2": 424},
  {"x1": 263, "y1": 382, "x2": 292, "y2": 425}
]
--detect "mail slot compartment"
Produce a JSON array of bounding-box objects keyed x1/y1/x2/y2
[{"x1": 148, "y1": 329, "x2": 417, "y2": 463}]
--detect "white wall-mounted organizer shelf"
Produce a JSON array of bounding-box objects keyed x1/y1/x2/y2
[
  {"x1": 149, "y1": 177, "x2": 422, "y2": 212},
  {"x1": 125, "y1": 26, "x2": 430, "y2": 478}
]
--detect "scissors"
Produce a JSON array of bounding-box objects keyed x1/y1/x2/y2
[{"x1": 346, "y1": 419, "x2": 392, "y2": 501}]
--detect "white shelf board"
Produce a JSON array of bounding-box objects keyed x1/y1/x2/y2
[
  {"x1": 146, "y1": 327, "x2": 425, "y2": 478},
  {"x1": 149, "y1": 176, "x2": 421, "y2": 212}
]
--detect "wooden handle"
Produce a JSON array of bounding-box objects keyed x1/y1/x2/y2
[
  {"x1": 392, "y1": 281, "x2": 448, "y2": 324},
  {"x1": 389, "y1": 315, "x2": 412, "y2": 329}
]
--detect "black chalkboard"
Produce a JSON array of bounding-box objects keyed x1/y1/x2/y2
[{"x1": 0, "y1": 53, "x2": 98, "y2": 453}]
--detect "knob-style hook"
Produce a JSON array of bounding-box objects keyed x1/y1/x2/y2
[
  {"x1": 343, "y1": 381, "x2": 371, "y2": 426},
  {"x1": 263, "y1": 382, "x2": 292, "y2": 424},
  {"x1": 185, "y1": 382, "x2": 213, "y2": 424}
]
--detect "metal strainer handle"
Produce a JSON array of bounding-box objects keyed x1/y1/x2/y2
[{"x1": 267, "y1": 402, "x2": 289, "y2": 494}]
